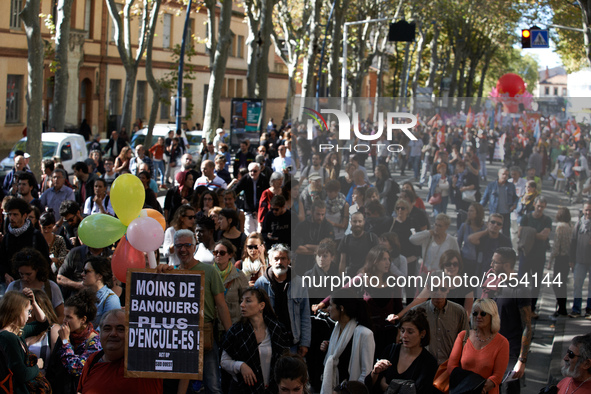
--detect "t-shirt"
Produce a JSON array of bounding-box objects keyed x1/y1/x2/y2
[
  {"x1": 520, "y1": 213, "x2": 552, "y2": 251},
  {"x1": 557, "y1": 377, "x2": 591, "y2": 394},
  {"x1": 77, "y1": 352, "x2": 162, "y2": 394},
  {"x1": 7, "y1": 280, "x2": 63, "y2": 310},
  {"x1": 495, "y1": 284, "x2": 530, "y2": 357},
  {"x1": 338, "y1": 232, "x2": 379, "y2": 275},
  {"x1": 187, "y1": 261, "x2": 225, "y2": 323}
]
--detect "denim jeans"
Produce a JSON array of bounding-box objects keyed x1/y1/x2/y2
[
  {"x1": 200, "y1": 341, "x2": 222, "y2": 394},
  {"x1": 433, "y1": 195, "x2": 449, "y2": 217},
  {"x1": 153, "y1": 159, "x2": 165, "y2": 184},
  {"x1": 478, "y1": 152, "x2": 487, "y2": 179},
  {"x1": 409, "y1": 155, "x2": 421, "y2": 179},
  {"x1": 572, "y1": 263, "x2": 591, "y2": 313}
]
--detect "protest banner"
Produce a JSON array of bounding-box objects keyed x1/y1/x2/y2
[{"x1": 124, "y1": 269, "x2": 204, "y2": 379}]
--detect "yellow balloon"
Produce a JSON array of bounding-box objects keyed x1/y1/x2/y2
[{"x1": 110, "y1": 174, "x2": 145, "y2": 225}]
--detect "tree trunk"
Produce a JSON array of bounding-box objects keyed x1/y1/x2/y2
[
  {"x1": 283, "y1": 64, "x2": 296, "y2": 121},
  {"x1": 255, "y1": 0, "x2": 276, "y2": 128},
  {"x1": 202, "y1": 0, "x2": 233, "y2": 142},
  {"x1": 20, "y1": 0, "x2": 44, "y2": 178},
  {"x1": 457, "y1": 57, "x2": 466, "y2": 97},
  {"x1": 244, "y1": 0, "x2": 259, "y2": 97},
  {"x1": 426, "y1": 25, "x2": 439, "y2": 89},
  {"x1": 49, "y1": 0, "x2": 73, "y2": 132},
  {"x1": 300, "y1": 0, "x2": 322, "y2": 98},
  {"x1": 411, "y1": 21, "x2": 426, "y2": 98},
  {"x1": 143, "y1": 0, "x2": 161, "y2": 148},
  {"x1": 578, "y1": 1, "x2": 591, "y2": 67},
  {"x1": 328, "y1": 0, "x2": 349, "y2": 97},
  {"x1": 398, "y1": 42, "x2": 411, "y2": 98},
  {"x1": 477, "y1": 46, "x2": 495, "y2": 100}
]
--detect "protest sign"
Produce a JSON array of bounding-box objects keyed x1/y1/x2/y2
[{"x1": 124, "y1": 269, "x2": 204, "y2": 379}]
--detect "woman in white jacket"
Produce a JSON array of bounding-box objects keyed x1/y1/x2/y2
[{"x1": 320, "y1": 288, "x2": 375, "y2": 394}]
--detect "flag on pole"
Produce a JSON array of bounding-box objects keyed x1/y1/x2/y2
[
  {"x1": 466, "y1": 107, "x2": 474, "y2": 128},
  {"x1": 534, "y1": 119, "x2": 541, "y2": 141},
  {"x1": 436, "y1": 126, "x2": 446, "y2": 145}
]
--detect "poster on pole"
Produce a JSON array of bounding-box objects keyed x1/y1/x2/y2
[
  {"x1": 124, "y1": 269, "x2": 204, "y2": 379},
  {"x1": 230, "y1": 98, "x2": 264, "y2": 150}
]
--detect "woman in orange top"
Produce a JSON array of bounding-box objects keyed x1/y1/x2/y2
[
  {"x1": 447, "y1": 298, "x2": 509, "y2": 394},
  {"x1": 149, "y1": 136, "x2": 166, "y2": 186}
]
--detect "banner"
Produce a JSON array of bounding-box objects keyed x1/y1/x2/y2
[{"x1": 125, "y1": 269, "x2": 204, "y2": 379}]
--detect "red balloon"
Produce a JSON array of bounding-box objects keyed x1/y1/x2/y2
[
  {"x1": 111, "y1": 236, "x2": 145, "y2": 284},
  {"x1": 496, "y1": 73, "x2": 526, "y2": 97}
]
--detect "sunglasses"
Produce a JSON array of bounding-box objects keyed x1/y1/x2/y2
[
  {"x1": 183, "y1": 215, "x2": 197, "y2": 220},
  {"x1": 490, "y1": 220, "x2": 503, "y2": 226},
  {"x1": 443, "y1": 262, "x2": 459, "y2": 268},
  {"x1": 174, "y1": 243, "x2": 193, "y2": 249},
  {"x1": 395, "y1": 206, "x2": 406, "y2": 211},
  {"x1": 246, "y1": 245, "x2": 260, "y2": 250},
  {"x1": 566, "y1": 350, "x2": 580, "y2": 359},
  {"x1": 472, "y1": 311, "x2": 488, "y2": 317},
  {"x1": 213, "y1": 250, "x2": 227, "y2": 256}
]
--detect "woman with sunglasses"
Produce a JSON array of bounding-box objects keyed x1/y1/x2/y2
[
  {"x1": 365, "y1": 308, "x2": 437, "y2": 394},
  {"x1": 221, "y1": 287, "x2": 290, "y2": 393},
  {"x1": 447, "y1": 299, "x2": 509, "y2": 394},
  {"x1": 0, "y1": 289, "x2": 49, "y2": 394},
  {"x1": 164, "y1": 169, "x2": 198, "y2": 224},
  {"x1": 240, "y1": 233, "x2": 267, "y2": 286},
  {"x1": 219, "y1": 208, "x2": 247, "y2": 262},
  {"x1": 387, "y1": 250, "x2": 474, "y2": 324},
  {"x1": 7, "y1": 248, "x2": 65, "y2": 324},
  {"x1": 163, "y1": 204, "x2": 197, "y2": 267},
  {"x1": 47, "y1": 288, "x2": 101, "y2": 394},
  {"x1": 81, "y1": 256, "x2": 120, "y2": 327},
  {"x1": 213, "y1": 240, "x2": 248, "y2": 326}
]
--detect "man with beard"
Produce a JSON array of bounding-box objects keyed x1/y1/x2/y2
[
  {"x1": 338, "y1": 212, "x2": 379, "y2": 275},
  {"x1": 59, "y1": 200, "x2": 84, "y2": 248},
  {"x1": 255, "y1": 244, "x2": 311, "y2": 357},
  {"x1": 556, "y1": 333, "x2": 591, "y2": 393},
  {"x1": 293, "y1": 200, "x2": 334, "y2": 275},
  {"x1": 77, "y1": 309, "x2": 163, "y2": 393},
  {"x1": 487, "y1": 247, "x2": 532, "y2": 394},
  {"x1": 172, "y1": 229, "x2": 232, "y2": 394},
  {"x1": 468, "y1": 213, "x2": 512, "y2": 277}
]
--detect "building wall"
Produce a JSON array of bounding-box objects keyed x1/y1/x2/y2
[{"x1": 0, "y1": 0, "x2": 288, "y2": 147}]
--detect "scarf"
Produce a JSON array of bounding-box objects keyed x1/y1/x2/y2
[
  {"x1": 70, "y1": 323, "x2": 96, "y2": 349},
  {"x1": 215, "y1": 262, "x2": 233, "y2": 283},
  {"x1": 321, "y1": 319, "x2": 358, "y2": 394},
  {"x1": 326, "y1": 193, "x2": 347, "y2": 215},
  {"x1": 8, "y1": 219, "x2": 31, "y2": 237}
]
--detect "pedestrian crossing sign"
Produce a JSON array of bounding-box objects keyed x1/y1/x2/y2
[{"x1": 531, "y1": 30, "x2": 549, "y2": 48}]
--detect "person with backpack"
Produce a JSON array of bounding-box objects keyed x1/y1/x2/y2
[
  {"x1": 46, "y1": 288, "x2": 101, "y2": 394},
  {"x1": 82, "y1": 179, "x2": 114, "y2": 216}
]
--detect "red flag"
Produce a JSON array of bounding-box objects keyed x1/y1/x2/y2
[
  {"x1": 466, "y1": 107, "x2": 474, "y2": 128},
  {"x1": 436, "y1": 126, "x2": 446, "y2": 145}
]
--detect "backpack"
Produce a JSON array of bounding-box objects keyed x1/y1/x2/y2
[{"x1": 0, "y1": 346, "x2": 14, "y2": 394}]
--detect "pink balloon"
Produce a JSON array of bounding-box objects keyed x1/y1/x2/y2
[
  {"x1": 111, "y1": 236, "x2": 145, "y2": 284},
  {"x1": 127, "y1": 216, "x2": 165, "y2": 252}
]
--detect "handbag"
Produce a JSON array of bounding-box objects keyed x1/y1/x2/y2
[
  {"x1": 25, "y1": 352, "x2": 51, "y2": 394},
  {"x1": 449, "y1": 367, "x2": 486, "y2": 394},
  {"x1": 385, "y1": 379, "x2": 416, "y2": 394},
  {"x1": 433, "y1": 330, "x2": 469, "y2": 394},
  {"x1": 429, "y1": 192, "x2": 442, "y2": 205},
  {"x1": 461, "y1": 190, "x2": 477, "y2": 202}
]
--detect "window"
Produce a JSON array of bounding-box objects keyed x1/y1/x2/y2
[
  {"x1": 136, "y1": 81, "x2": 147, "y2": 120},
  {"x1": 221, "y1": 79, "x2": 227, "y2": 98},
  {"x1": 544, "y1": 87, "x2": 549, "y2": 96},
  {"x1": 60, "y1": 143, "x2": 73, "y2": 161},
  {"x1": 237, "y1": 35, "x2": 244, "y2": 58},
  {"x1": 6, "y1": 75, "x2": 23, "y2": 124},
  {"x1": 184, "y1": 83, "x2": 193, "y2": 118},
  {"x1": 10, "y1": 0, "x2": 22, "y2": 29},
  {"x1": 160, "y1": 89, "x2": 170, "y2": 119},
  {"x1": 228, "y1": 79, "x2": 235, "y2": 97},
  {"x1": 187, "y1": 18, "x2": 195, "y2": 49},
  {"x1": 84, "y1": 0, "x2": 93, "y2": 38},
  {"x1": 554, "y1": 87, "x2": 558, "y2": 96},
  {"x1": 563, "y1": 88, "x2": 567, "y2": 96},
  {"x1": 163, "y1": 14, "x2": 172, "y2": 49},
  {"x1": 109, "y1": 79, "x2": 121, "y2": 115},
  {"x1": 236, "y1": 80, "x2": 243, "y2": 97}
]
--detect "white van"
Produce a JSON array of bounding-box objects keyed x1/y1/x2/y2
[
  {"x1": 130, "y1": 124, "x2": 177, "y2": 150},
  {"x1": 0, "y1": 133, "x2": 88, "y2": 177}
]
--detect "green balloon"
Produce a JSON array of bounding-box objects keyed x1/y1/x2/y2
[{"x1": 78, "y1": 214, "x2": 127, "y2": 248}]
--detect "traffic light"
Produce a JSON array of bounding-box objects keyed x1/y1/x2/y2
[{"x1": 521, "y1": 29, "x2": 531, "y2": 48}]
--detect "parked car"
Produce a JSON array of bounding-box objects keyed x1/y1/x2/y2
[
  {"x1": 0, "y1": 133, "x2": 88, "y2": 177},
  {"x1": 130, "y1": 124, "x2": 177, "y2": 150}
]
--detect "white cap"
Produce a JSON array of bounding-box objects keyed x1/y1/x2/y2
[
  {"x1": 216, "y1": 128, "x2": 224, "y2": 134},
  {"x1": 23, "y1": 153, "x2": 30, "y2": 159}
]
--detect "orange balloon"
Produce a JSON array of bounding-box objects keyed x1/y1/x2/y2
[
  {"x1": 111, "y1": 236, "x2": 145, "y2": 284},
  {"x1": 141, "y1": 209, "x2": 166, "y2": 231}
]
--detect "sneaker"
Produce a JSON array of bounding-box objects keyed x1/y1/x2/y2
[
  {"x1": 531, "y1": 312, "x2": 539, "y2": 319},
  {"x1": 569, "y1": 311, "x2": 581, "y2": 318},
  {"x1": 586, "y1": 315, "x2": 591, "y2": 320}
]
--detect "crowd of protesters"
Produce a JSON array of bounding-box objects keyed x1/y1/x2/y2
[{"x1": 0, "y1": 115, "x2": 589, "y2": 394}]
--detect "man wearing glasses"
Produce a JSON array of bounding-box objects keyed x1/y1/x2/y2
[
  {"x1": 169, "y1": 229, "x2": 232, "y2": 394},
  {"x1": 228, "y1": 163, "x2": 269, "y2": 235},
  {"x1": 557, "y1": 334, "x2": 591, "y2": 393},
  {"x1": 468, "y1": 213, "x2": 512, "y2": 277},
  {"x1": 489, "y1": 247, "x2": 532, "y2": 394},
  {"x1": 39, "y1": 168, "x2": 75, "y2": 221}
]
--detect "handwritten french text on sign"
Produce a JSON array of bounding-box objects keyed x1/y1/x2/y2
[{"x1": 124, "y1": 269, "x2": 204, "y2": 379}]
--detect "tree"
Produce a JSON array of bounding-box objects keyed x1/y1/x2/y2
[
  {"x1": 327, "y1": 0, "x2": 350, "y2": 97},
  {"x1": 142, "y1": 0, "x2": 162, "y2": 149},
  {"x1": 546, "y1": 0, "x2": 590, "y2": 71},
  {"x1": 300, "y1": 0, "x2": 322, "y2": 98},
  {"x1": 105, "y1": 0, "x2": 152, "y2": 134},
  {"x1": 48, "y1": 0, "x2": 73, "y2": 132},
  {"x1": 202, "y1": 0, "x2": 234, "y2": 142},
  {"x1": 20, "y1": 0, "x2": 44, "y2": 178}
]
